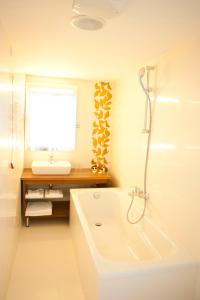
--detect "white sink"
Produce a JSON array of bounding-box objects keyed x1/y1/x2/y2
[{"x1": 32, "y1": 161, "x2": 71, "y2": 175}]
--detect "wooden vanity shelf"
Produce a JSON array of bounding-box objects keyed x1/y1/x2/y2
[{"x1": 21, "y1": 168, "x2": 112, "y2": 226}]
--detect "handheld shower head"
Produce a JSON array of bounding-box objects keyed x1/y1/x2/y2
[{"x1": 138, "y1": 67, "x2": 146, "y2": 79}]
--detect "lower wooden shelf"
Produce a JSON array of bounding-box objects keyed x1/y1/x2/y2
[{"x1": 25, "y1": 201, "x2": 69, "y2": 219}]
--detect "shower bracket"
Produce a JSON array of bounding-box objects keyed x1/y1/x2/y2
[{"x1": 142, "y1": 129, "x2": 150, "y2": 134}]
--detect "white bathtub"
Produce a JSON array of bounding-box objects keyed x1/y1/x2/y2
[{"x1": 70, "y1": 188, "x2": 197, "y2": 300}]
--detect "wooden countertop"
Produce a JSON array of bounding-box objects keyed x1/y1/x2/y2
[{"x1": 21, "y1": 168, "x2": 112, "y2": 184}]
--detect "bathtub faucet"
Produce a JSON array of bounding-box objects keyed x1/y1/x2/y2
[{"x1": 129, "y1": 186, "x2": 149, "y2": 200}]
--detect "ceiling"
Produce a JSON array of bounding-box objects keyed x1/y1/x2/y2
[{"x1": 0, "y1": 0, "x2": 200, "y2": 80}]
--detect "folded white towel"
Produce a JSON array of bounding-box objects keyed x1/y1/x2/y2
[
  {"x1": 25, "y1": 189, "x2": 44, "y2": 199},
  {"x1": 45, "y1": 189, "x2": 63, "y2": 199},
  {"x1": 25, "y1": 201, "x2": 52, "y2": 216}
]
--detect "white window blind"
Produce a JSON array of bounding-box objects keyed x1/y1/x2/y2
[{"x1": 26, "y1": 78, "x2": 77, "y2": 151}]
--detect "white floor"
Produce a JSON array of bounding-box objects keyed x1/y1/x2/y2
[{"x1": 6, "y1": 220, "x2": 85, "y2": 300}]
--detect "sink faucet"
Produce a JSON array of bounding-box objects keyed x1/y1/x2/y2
[{"x1": 49, "y1": 152, "x2": 54, "y2": 164}]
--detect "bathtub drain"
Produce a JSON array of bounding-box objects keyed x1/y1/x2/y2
[{"x1": 95, "y1": 222, "x2": 102, "y2": 227}]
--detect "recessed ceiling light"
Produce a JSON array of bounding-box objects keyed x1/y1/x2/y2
[{"x1": 70, "y1": 15, "x2": 105, "y2": 31}]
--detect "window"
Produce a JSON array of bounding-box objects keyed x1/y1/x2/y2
[{"x1": 26, "y1": 80, "x2": 77, "y2": 151}]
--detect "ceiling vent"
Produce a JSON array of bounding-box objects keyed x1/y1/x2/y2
[{"x1": 71, "y1": 0, "x2": 128, "y2": 30}]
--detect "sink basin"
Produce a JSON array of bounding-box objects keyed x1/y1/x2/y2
[{"x1": 32, "y1": 161, "x2": 71, "y2": 175}]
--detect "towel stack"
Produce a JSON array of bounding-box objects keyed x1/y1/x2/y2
[
  {"x1": 25, "y1": 189, "x2": 44, "y2": 199},
  {"x1": 25, "y1": 189, "x2": 63, "y2": 200},
  {"x1": 25, "y1": 201, "x2": 52, "y2": 216},
  {"x1": 45, "y1": 190, "x2": 63, "y2": 199},
  {"x1": 25, "y1": 189, "x2": 64, "y2": 217}
]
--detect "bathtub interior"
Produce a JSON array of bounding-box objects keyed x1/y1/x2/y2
[{"x1": 72, "y1": 188, "x2": 178, "y2": 264}]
